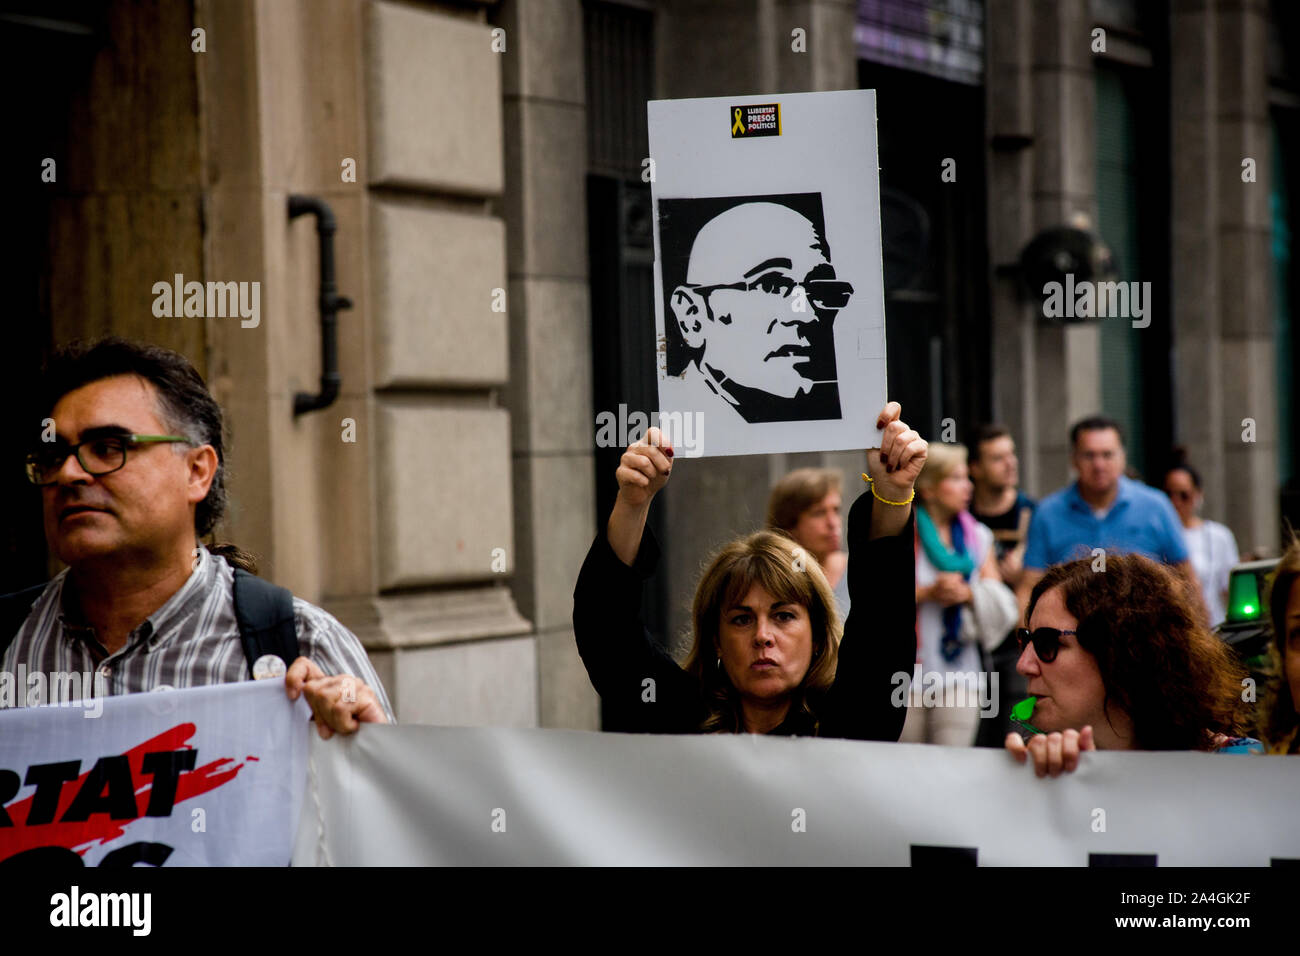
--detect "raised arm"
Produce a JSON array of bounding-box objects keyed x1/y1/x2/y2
[
  {"x1": 606, "y1": 429, "x2": 674, "y2": 566},
  {"x1": 822, "y1": 402, "x2": 925, "y2": 741},
  {"x1": 573, "y1": 428, "x2": 698, "y2": 732},
  {"x1": 865, "y1": 402, "x2": 925, "y2": 539}
]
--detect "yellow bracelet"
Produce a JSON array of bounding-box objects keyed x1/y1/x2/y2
[{"x1": 861, "y1": 473, "x2": 915, "y2": 507}]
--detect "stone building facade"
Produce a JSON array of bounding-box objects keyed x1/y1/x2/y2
[{"x1": 4, "y1": 0, "x2": 1293, "y2": 727}]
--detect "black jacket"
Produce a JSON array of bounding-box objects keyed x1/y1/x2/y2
[{"x1": 572, "y1": 491, "x2": 916, "y2": 739}]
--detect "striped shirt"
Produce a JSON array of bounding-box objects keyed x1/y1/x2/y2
[{"x1": 0, "y1": 546, "x2": 394, "y2": 721}]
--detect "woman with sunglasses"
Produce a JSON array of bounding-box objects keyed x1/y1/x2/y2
[
  {"x1": 1006, "y1": 551, "x2": 1263, "y2": 776},
  {"x1": 1163, "y1": 461, "x2": 1239, "y2": 626}
]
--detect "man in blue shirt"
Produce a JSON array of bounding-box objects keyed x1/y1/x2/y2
[{"x1": 1017, "y1": 416, "x2": 1202, "y2": 615}]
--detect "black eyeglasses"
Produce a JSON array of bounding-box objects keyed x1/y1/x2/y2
[
  {"x1": 1015, "y1": 626, "x2": 1077, "y2": 664},
  {"x1": 25, "y1": 434, "x2": 191, "y2": 486},
  {"x1": 689, "y1": 272, "x2": 855, "y2": 312}
]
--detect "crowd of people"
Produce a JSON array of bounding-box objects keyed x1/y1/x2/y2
[
  {"x1": 4, "y1": 336, "x2": 1296, "y2": 771},
  {"x1": 572, "y1": 407, "x2": 1300, "y2": 769}
]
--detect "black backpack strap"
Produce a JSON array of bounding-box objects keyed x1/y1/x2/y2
[
  {"x1": 231, "y1": 568, "x2": 300, "y2": 674},
  {"x1": 0, "y1": 583, "x2": 50, "y2": 661}
]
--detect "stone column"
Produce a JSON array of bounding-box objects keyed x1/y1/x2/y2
[
  {"x1": 350, "y1": 0, "x2": 533, "y2": 725},
  {"x1": 205, "y1": 0, "x2": 533, "y2": 725},
  {"x1": 985, "y1": 0, "x2": 1038, "y2": 489},
  {"x1": 776, "y1": 0, "x2": 858, "y2": 93},
  {"x1": 494, "y1": 0, "x2": 601, "y2": 729},
  {"x1": 1211, "y1": 0, "x2": 1278, "y2": 553},
  {"x1": 986, "y1": 0, "x2": 1104, "y2": 495},
  {"x1": 1170, "y1": 0, "x2": 1226, "y2": 523},
  {"x1": 1170, "y1": 0, "x2": 1278, "y2": 553},
  {"x1": 1027, "y1": 0, "x2": 1098, "y2": 490}
]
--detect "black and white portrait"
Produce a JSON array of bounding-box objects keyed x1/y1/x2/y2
[
  {"x1": 649, "y1": 90, "x2": 887, "y2": 458},
  {"x1": 659, "y1": 194, "x2": 851, "y2": 425}
]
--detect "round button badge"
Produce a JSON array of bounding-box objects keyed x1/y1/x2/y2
[{"x1": 252, "y1": 654, "x2": 287, "y2": 680}]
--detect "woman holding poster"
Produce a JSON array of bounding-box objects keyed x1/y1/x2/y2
[{"x1": 573, "y1": 402, "x2": 923, "y2": 739}]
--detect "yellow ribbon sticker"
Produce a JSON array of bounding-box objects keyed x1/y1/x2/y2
[{"x1": 732, "y1": 107, "x2": 745, "y2": 136}]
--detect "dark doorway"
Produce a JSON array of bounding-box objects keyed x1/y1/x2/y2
[
  {"x1": 584, "y1": 1, "x2": 669, "y2": 729},
  {"x1": 0, "y1": 3, "x2": 106, "y2": 589},
  {"x1": 857, "y1": 60, "x2": 991, "y2": 443}
]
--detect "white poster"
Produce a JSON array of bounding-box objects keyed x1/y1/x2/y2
[
  {"x1": 293, "y1": 724, "x2": 1300, "y2": 866},
  {"x1": 0, "y1": 680, "x2": 308, "y2": 867},
  {"x1": 648, "y1": 89, "x2": 888, "y2": 458}
]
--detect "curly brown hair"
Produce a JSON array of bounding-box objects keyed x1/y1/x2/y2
[
  {"x1": 683, "y1": 530, "x2": 841, "y2": 734},
  {"x1": 1027, "y1": 552, "x2": 1249, "y2": 750},
  {"x1": 1264, "y1": 538, "x2": 1300, "y2": 753}
]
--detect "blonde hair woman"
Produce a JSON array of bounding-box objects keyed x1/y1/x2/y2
[
  {"x1": 683, "y1": 530, "x2": 841, "y2": 733},
  {"x1": 902, "y1": 442, "x2": 1014, "y2": 746},
  {"x1": 573, "y1": 402, "x2": 925, "y2": 738}
]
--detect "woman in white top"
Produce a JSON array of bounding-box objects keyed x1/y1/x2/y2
[
  {"x1": 902, "y1": 443, "x2": 1006, "y2": 746},
  {"x1": 1163, "y1": 464, "x2": 1240, "y2": 627}
]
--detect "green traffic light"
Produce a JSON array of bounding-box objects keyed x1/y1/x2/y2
[{"x1": 1227, "y1": 569, "x2": 1262, "y2": 622}]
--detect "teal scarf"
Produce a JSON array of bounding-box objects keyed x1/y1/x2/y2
[{"x1": 915, "y1": 506, "x2": 976, "y2": 577}]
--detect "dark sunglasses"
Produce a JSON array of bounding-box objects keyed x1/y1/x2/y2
[{"x1": 1015, "y1": 626, "x2": 1077, "y2": 663}]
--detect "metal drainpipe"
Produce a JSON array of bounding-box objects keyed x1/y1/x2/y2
[{"x1": 288, "y1": 195, "x2": 353, "y2": 417}]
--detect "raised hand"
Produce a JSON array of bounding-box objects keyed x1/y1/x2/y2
[
  {"x1": 615, "y1": 426, "x2": 674, "y2": 510},
  {"x1": 863, "y1": 402, "x2": 927, "y2": 539},
  {"x1": 607, "y1": 426, "x2": 674, "y2": 566},
  {"x1": 865, "y1": 401, "x2": 927, "y2": 503}
]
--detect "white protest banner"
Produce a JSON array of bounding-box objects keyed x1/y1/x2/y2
[
  {"x1": 648, "y1": 89, "x2": 888, "y2": 458},
  {"x1": 294, "y1": 725, "x2": 1300, "y2": 866},
  {"x1": 0, "y1": 680, "x2": 308, "y2": 866}
]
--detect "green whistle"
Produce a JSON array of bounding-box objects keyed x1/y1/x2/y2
[{"x1": 1010, "y1": 696, "x2": 1042, "y2": 735}]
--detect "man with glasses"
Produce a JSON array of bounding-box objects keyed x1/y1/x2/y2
[
  {"x1": 1016, "y1": 416, "x2": 1200, "y2": 618},
  {"x1": 2, "y1": 338, "x2": 392, "y2": 734},
  {"x1": 664, "y1": 200, "x2": 852, "y2": 424}
]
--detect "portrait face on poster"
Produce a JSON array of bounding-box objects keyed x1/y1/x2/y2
[
  {"x1": 658, "y1": 193, "x2": 849, "y2": 425},
  {"x1": 649, "y1": 90, "x2": 888, "y2": 458}
]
